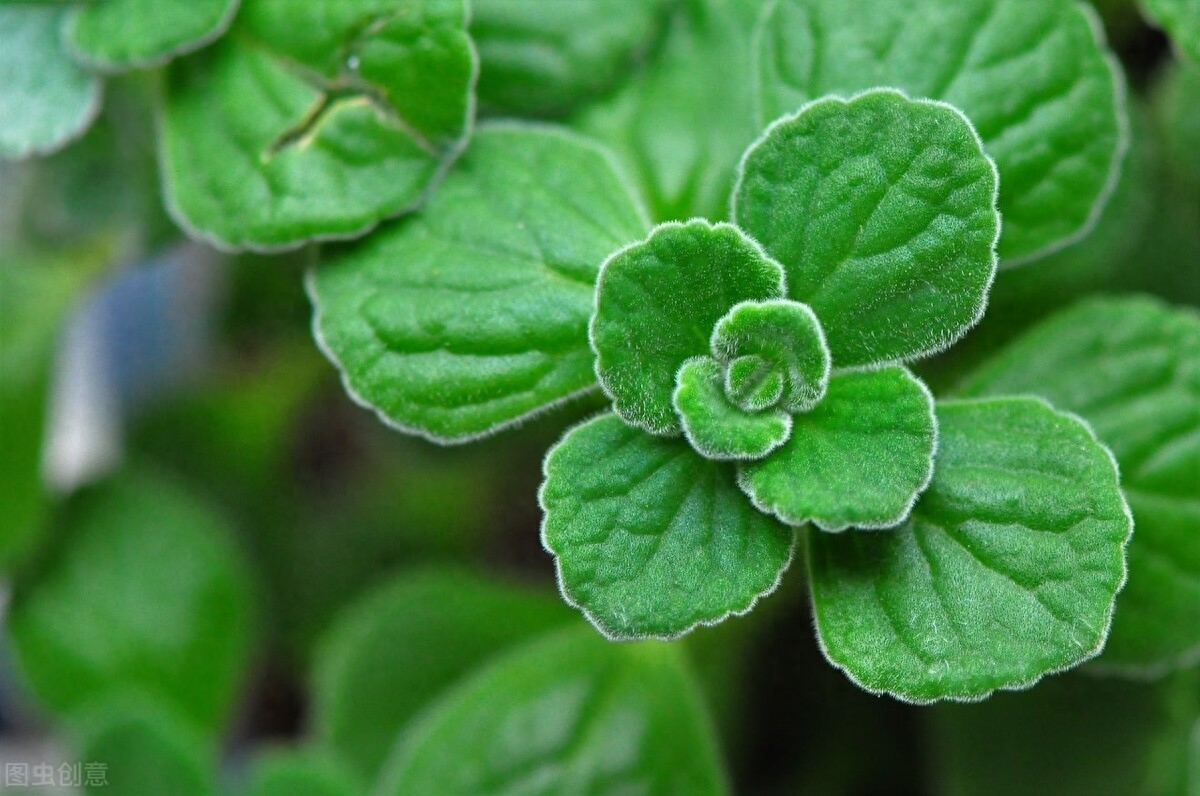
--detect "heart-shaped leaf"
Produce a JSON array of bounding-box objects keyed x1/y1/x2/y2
[
  {"x1": 541, "y1": 413, "x2": 795, "y2": 640},
  {"x1": 310, "y1": 124, "x2": 647, "y2": 444},
  {"x1": 160, "y1": 0, "x2": 476, "y2": 250},
  {"x1": 673, "y1": 357, "x2": 792, "y2": 461},
  {"x1": 738, "y1": 365, "x2": 936, "y2": 531},
  {"x1": 808, "y1": 397, "x2": 1132, "y2": 703},
  {"x1": 735, "y1": 88, "x2": 1000, "y2": 369},
  {"x1": 959, "y1": 297, "x2": 1200, "y2": 674},
  {"x1": 65, "y1": 0, "x2": 241, "y2": 70},
  {"x1": 375, "y1": 627, "x2": 729, "y2": 796},
  {"x1": 0, "y1": 6, "x2": 101, "y2": 160},
  {"x1": 592, "y1": 220, "x2": 786, "y2": 436},
  {"x1": 755, "y1": 0, "x2": 1127, "y2": 265}
]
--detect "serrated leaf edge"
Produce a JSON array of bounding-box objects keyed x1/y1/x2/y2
[
  {"x1": 807, "y1": 394, "x2": 1134, "y2": 704},
  {"x1": 537, "y1": 412, "x2": 798, "y2": 642}
]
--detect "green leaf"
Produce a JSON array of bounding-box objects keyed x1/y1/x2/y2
[
  {"x1": 311, "y1": 124, "x2": 647, "y2": 443},
  {"x1": 958, "y1": 297, "x2": 1200, "y2": 674},
  {"x1": 470, "y1": 0, "x2": 670, "y2": 116},
  {"x1": 738, "y1": 365, "x2": 936, "y2": 531},
  {"x1": 375, "y1": 627, "x2": 729, "y2": 796},
  {"x1": 755, "y1": 0, "x2": 1127, "y2": 265},
  {"x1": 573, "y1": 0, "x2": 762, "y2": 221},
  {"x1": 0, "y1": 5, "x2": 101, "y2": 160},
  {"x1": 724, "y1": 354, "x2": 786, "y2": 413},
  {"x1": 246, "y1": 748, "x2": 363, "y2": 796},
  {"x1": 734, "y1": 88, "x2": 1000, "y2": 368},
  {"x1": 673, "y1": 357, "x2": 792, "y2": 461},
  {"x1": 540, "y1": 413, "x2": 795, "y2": 640},
  {"x1": 933, "y1": 669, "x2": 1200, "y2": 796},
  {"x1": 160, "y1": 0, "x2": 476, "y2": 250},
  {"x1": 312, "y1": 567, "x2": 573, "y2": 780},
  {"x1": 65, "y1": 0, "x2": 241, "y2": 71},
  {"x1": 711, "y1": 299, "x2": 830, "y2": 412},
  {"x1": 8, "y1": 469, "x2": 257, "y2": 735},
  {"x1": 73, "y1": 692, "x2": 216, "y2": 796},
  {"x1": 808, "y1": 397, "x2": 1132, "y2": 703},
  {"x1": 592, "y1": 220, "x2": 786, "y2": 436},
  {"x1": 1143, "y1": 0, "x2": 1200, "y2": 63},
  {"x1": 1157, "y1": 61, "x2": 1200, "y2": 209}
]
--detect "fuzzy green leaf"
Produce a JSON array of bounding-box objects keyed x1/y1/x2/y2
[
  {"x1": 0, "y1": 6, "x2": 101, "y2": 160},
  {"x1": 725, "y1": 355, "x2": 786, "y2": 413},
  {"x1": 541, "y1": 414, "x2": 795, "y2": 640},
  {"x1": 65, "y1": 0, "x2": 240, "y2": 70},
  {"x1": 735, "y1": 88, "x2": 999, "y2": 368},
  {"x1": 738, "y1": 365, "x2": 936, "y2": 531},
  {"x1": 711, "y1": 299, "x2": 830, "y2": 412},
  {"x1": 7, "y1": 470, "x2": 256, "y2": 735},
  {"x1": 1143, "y1": 0, "x2": 1200, "y2": 63},
  {"x1": 808, "y1": 397, "x2": 1132, "y2": 703},
  {"x1": 312, "y1": 568, "x2": 573, "y2": 781},
  {"x1": 471, "y1": 0, "x2": 670, "y2": 116},
  {"x1": 311, "y1": 125, "x2": 647, "y2": 444},
  {"x1": 160, "y1": 0, "x2": 476, "y2": 250},
  {"x1": 573, "y1": 0, "x2": 762, "y2": 221},
  {"x1": 755, "y1": 0, "x2": 1127, "y2": 265},
  {"x1": 959, "y1": 297, "x2": 1200, "y2": 674},
  {"x1": 376, "y1": 627, "x2": 729, "y2": 796},
  {"x1": 673, "y1": 357, "x2": 792, "y2": 461},
  {"x1": 592, "y1": 220, "x2": 786, "y2": 436}
]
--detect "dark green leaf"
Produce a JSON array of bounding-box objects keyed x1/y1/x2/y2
[
  {"x1": 311, "y1": 124, "x2": 647, "y2": 443},
  {"x1": 959, "y1": 297, "x2": 1200, "y2": 674},
  {"x1": 809, "y1": 397, "x2": 1132, "y2": 702},
  {"x1": 541, "y1": 413, "x2": 795, "y2": 640},
  {"x1": 735, "y1": 88, "x2": 1000, "y2": 368},
  {"x1": 755, "y1": 0, "x2": 1127, "y2": 265}
]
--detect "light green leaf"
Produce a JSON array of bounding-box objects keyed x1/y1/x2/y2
[
  {"x1": 1143, "y1": 0, "x2": 1200, "y2": 63},
  {"x1": 311, "y1": 124, "x2": 647, "y2": 443},
  {"x1": 738, "y1": 365, "x2": 936, "y2": 531},
  {"x1": 724, "y1": 354, "x2": 786, "y2": 413},
  {"x1": 673, "y1": 357, "x2": 792, "y2": 461},
  {"x1": 755, "y1": 0, "x2": 1127, "y2": 265},
  {"x1": 160, "y1": 0, "x2": 476, "y2": 250},
  {"x1": 375, "y1": 627, "x2": 729, "y2": 796},
  {"x1": 0, "y1": 5, "x2": 101, "y2": 160},
  {"x1": 808, "y1": 397, "x2": 1132, "y2": 703},
  {"x1": 540, "y1": 413, "x2": 795, "y2": 640},
  {"x1": 8, "y1": 470, "x2": 257, "y2": 735},
  {"x1": 471, "y1": 0, "x2": 670, "y2": 116},
  {"x1": 959, "y1": 297, "x2": 1200, "y2": 674},
  {"x1": 592, "y1": 220, "x2": 786, "y2": 436},
  {"x1": 735, "y1": 88, "x2": 1000, "y2": 368},
  {"x1": 246, "y1": 748, "x2": 363, "y2": 796},
  {"x1": 312, "y1": 567, "x2": 573, "y2": 781},
  {"x1": 711, "y1": 299, "x2": 830, "y2": 412},
  {"x1": 573, "y1": 0, "x2": 762, "y2": 221},
  {"x1": 73, "y1": 692, "x2": 216, "y2": 796},
  {"x1": 65, "y1": 0, "x2": 240, "y2": 71}
]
